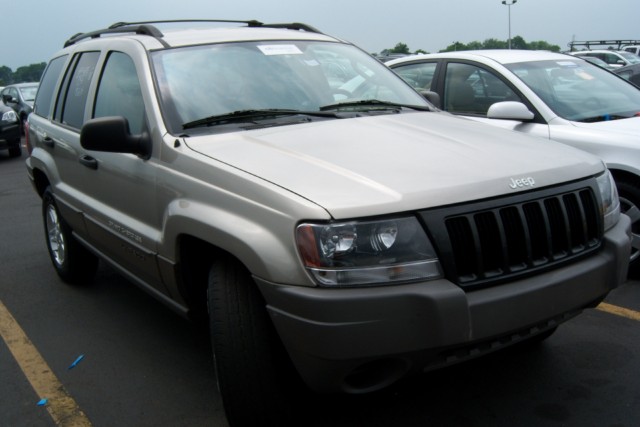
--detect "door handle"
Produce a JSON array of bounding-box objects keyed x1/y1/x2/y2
[
  {"x1": 42, "y1": 136, "x2": 54, "y2": 148},
  {"x1": 79, "y1": 155, "x2": 98, "y2": 170}
]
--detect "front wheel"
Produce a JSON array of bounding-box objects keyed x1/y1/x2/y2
[
  {"x1": 207, "y1": 257, "x2": 304, "y2": 426},
  {"x1": 8, "y1": 140, "x2": 21, "y2": 157},
  {"x1": 42, "y1": 188, "x2": 98, "y2": 285},
  {"x1": 616, "y1": 180, "x2": 640, "y2": 277}
]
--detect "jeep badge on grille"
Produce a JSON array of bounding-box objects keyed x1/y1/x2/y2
[{"x1": 509, "y1": 177, "x2": 535, "y2": 189}]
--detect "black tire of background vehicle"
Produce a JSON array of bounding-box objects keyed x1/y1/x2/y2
[
  {"x1": 8, "y1": 140, "x2": 21, "y2": 157},
  {"x1": 20, "y1": 115, "x2": 27, "y2": 135},
  {"x1": 207, "y1": 257, "x2": 305, "y2": 427},
  {"x1": 42, "y1": 187, "x2": 99, "y2": 285},
  {"x1": 616, "y1": 179, "x2": 640, "y2": 278}
]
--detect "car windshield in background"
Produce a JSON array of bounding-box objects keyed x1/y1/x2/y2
[
  {"x1": 620, "y1": 51, "x2": 640, "y2": 65},
  {"x1": 505, "y1": 59, "x2": 640, "y2": 122},
  {"x1": 151, "y1": 41, "x2": 429, "y2": 133},
  {"x1": 19, "y1": 85, "x2": 38, "y2": 102}
]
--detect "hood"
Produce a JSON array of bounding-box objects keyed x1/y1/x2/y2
[
  {"x1": 186, "y1": 112, "x2": 604, "y2": 219},
  {"x1": 549, "y1": 116, "x2": 640, "y2": 174},
  {"x1": 570, "y1": 115, "x2": 640, "y2": 138}
]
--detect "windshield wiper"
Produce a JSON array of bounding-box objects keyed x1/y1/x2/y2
[
  {"x1": 183, "y1": 109, "x2": 341, "y2": 129},
  {"x1": 577, "y1": 113, "x2": 630, "y2": 123},
  {"x1": 319, "y1": 99, "x2": 432, "y2": 112}
]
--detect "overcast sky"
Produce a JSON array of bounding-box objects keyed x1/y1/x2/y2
[{"x1": 2, "y1": 0, "x2": 638, "y2": 70}]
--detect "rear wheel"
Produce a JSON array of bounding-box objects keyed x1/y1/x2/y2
[
  {"x1": 8, "y1": 140, "x2": 21, "y2": 157},
  {"x1": 207, "y1": 256, "x2": 303, "y2": 426},
  {"x1": 42, "y1": 187, "x2": 98, "y2": 285},
  {"x1": 616, "y1": 179, "x2": 640, "y2": 277}
]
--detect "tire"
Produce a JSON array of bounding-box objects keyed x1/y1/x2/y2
[
  {"x1": 42, "y1": 188, "x2": 98, "y2": 285},
  {"x1": 8, "y1": 140, "x2": 21, "y2": 157},
  {"x1": 20, "y1": 114, "x2": 27, "y2": 135},
  {"x1": 207, "y1": 257, "x2": 304, "y2": 426},
  {"x1": 616, "y1": 179, "x2": 640, "y2": 277}
]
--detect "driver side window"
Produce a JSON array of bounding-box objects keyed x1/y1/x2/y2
[
  {"x1": 444, "y1": 63, "x2": 522, "y2": 116},
  {"x1": 94, "y1": 52, "x2": 146, "y2": 134}
]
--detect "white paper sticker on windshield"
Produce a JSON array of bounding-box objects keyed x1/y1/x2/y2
[
  {"x1": 556, "y1": 61, "x2": 578, "y2": 67},
  {"x1": 258, "y1": 45, "x2": 303, "y2": 55}
]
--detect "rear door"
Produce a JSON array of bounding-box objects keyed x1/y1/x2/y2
[{"x1": 40, "y1": 43, "x2": 167, "y2": 296}]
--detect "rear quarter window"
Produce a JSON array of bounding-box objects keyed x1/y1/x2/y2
[
  {"x1": 54, "y1": 51, "x2": 100, "y2": 129},
  {"x1": 33, "y1": 55, "x2": 68, "y2": 118}
]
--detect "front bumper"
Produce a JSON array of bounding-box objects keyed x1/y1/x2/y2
[{"x1": 257, "y1": 214, "x2": 631, "y2": 394}]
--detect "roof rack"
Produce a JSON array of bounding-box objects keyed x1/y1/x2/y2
[
  {"x1": 251, "y1": 22, "x2": 323, "y2": 34},
  {"x1": 64, "y1": 24, "x2": 165, "y2": 47},
  {"x1": 64, "y1": 19, "x2": 323, "y2": 48},
  {"x1": 568, "y1": 39, "x2": 640, "y2": 51}
]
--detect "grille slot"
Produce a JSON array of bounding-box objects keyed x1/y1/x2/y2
[{"x1": 424, "y1": 185, "x2": 602, "y2": 289}]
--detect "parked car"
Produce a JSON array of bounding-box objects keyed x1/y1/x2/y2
[
  {"x1": 614, "y1": 63, "x2": 640, "y2": 86},
  {"x1": 0, "y1": 102, "x2": 21, "y2": 156},
  {"x1": 27, "y1": 22, "x2": 630, "y2": 426},
  {"x1": 1, "y1": 82, "x2": 39, "y2": 133},
  {"x1": 623, "y1": 45, "x2": 640, "y2": 56},
  {"x1": 579, "y1": 55, "x2": 616, "y2": 70},
  {"x1": 387, "y1": 50, "x2": 640, "y2": 270},
  {"x1": 569, "y1": 50, "x2": 640, "y2": 68}
]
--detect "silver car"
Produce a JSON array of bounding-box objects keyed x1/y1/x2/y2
[
  {"x1": 388, "y1": 50, "x2": 640, "y2": 270},
  {"x1": 27, "y1": 23, "x2": 630, "y2": 426},
  {"x1": 569, "y1": 50, "x2": 640, "y2": 68}
]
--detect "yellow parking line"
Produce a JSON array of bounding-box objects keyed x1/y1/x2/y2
[
  {"x1": 0, "y1": 299, "x2": 91, "y2": 426},
  {"x1": 597, "y1": 302, "x2": 640, "y2": 321}
]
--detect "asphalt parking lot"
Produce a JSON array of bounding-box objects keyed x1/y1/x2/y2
[{"x1": 1, "y1": 145, "x2": 639, "y2": 427}]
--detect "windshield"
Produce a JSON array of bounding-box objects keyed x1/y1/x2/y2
[
  {"x1": 19, "y1": 85, "x2": 38, "y2": 102},
  {"x1": 151, "y1": 41, "x2": 428, "y2": 133},
  {"x1": 620, "y1": 51, "x2": 640, "y2": 65},
  {"x1": 505, "y1": 59, "x2": 640, "y2": 122}
]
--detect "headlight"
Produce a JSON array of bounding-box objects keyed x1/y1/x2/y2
[
  {"x1": 1, "y1": 110, "x2": 17, "y2": 123},
  {"x1": 296, "y1": 216, "x2": 442, "y2": 286},
  {"x1": 596, "y1": 170, "x2": 620, "y2": 231}
]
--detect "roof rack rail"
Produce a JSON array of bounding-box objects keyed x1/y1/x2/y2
[
  {"x1": 108, "y1": 19, "x2": 322, "y2": 34},
  {"x1": 568, "y1": 39, "x2": 640, "y2": 51},
  {"x1": 251, "y1": 22, "x2": 323, "y2": 34},
  {"x1": 108, "y1": 19, "x2": 264, "y2": 29},
  {"x1": 63, "y1": 19, "x2": 324, "y2": 48},
  {"x1": 64, "y1": 24, "x2": 165, "y2": 48}
]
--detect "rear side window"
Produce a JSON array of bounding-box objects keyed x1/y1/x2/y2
[
  {"x1": 55, "y1": 51, "x2": 100, "y2": 129},
  {"x1": 393, "y1": 62, "x2": 437, "y2": 91},
  {"x1": 93, "y1": 52, "x2": 146, "y2": 134},
  {"x1": 33, "y1": 55, "x2": 68, "y2": 118}
]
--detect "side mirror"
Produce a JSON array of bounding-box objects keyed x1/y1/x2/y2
[
  {"x1": 420, "y1": 90, "x2": 441, "y2": 109},
  {"x1": 487, "y1": 101, "x2": 535, "y2": 121},
  {"x1": 2, "y1": 94, "x2": 13, "y2": 104},
  {"x1": 80, "y1": 116, "x2": 151, "y2": 159}
]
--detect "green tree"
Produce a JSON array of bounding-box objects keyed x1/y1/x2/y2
[
  {"x1": 12, "y1": 63, "x2": 46, "y2": 83},
  {"x1": 389, "y1": 42, "x2": 410, "y2": 54},
  {"x1": 0, "y1": 66, "x2": 13, "y2": 86},
  {"x1": 510, "y1": 36, "x2": 527, "y2": 50},
  {"x1": 528, "y1": 40, "x2": 561, "y2": 52},
  {"x1": 438, "y1": 36, "x2": 560, "y2": 53},
  {"x1": 483, "y1": 38, "x2": 508, "y2": 49}
]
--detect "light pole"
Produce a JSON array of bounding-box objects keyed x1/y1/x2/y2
[{"x1": 501, "y1": 0, "x2": 517, "y2": 49}]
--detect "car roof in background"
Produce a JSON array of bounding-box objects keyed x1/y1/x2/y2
[{"x1": 386, "y1": 50, "x2": 576, "y2": 66}]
